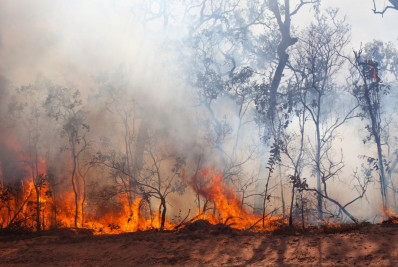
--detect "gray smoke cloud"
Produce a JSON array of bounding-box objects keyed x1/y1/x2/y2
[{"x1": 1, "y1": 0, "x2": 397, "y2": 226}]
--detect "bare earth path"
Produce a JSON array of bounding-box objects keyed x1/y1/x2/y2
[{"x1": 0, "y1": 223, "x2": 397, "y2": 266}]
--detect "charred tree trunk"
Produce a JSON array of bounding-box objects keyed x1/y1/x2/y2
[
  {"x1": 119, "y1": 110, "x2": 136, "y2": 212},
  {"x1": 80, "y1": 168, "x2": 86, "y2": 227},
  {"x1": 255, "y1": 0, "x2": 298, "y2": 216},
  {"x1": 268, "y1": 0, "x2": 298, "y2": 122},
  {"x1": 363, "y1": 78, "x2": 388, "y2": 208},
  {"x1": 254, "y1": 137, "x2": 269, "y2": 214},
  {"x1": 315, "y1": 98, "x2": 323, "y2": 222},
  {"x1": 241, "y1": 191, "x2": 245, "y2": 210},
  {"x1": 353, "y1": 55, "x2": 389, "y2": 209},
  {"x1": 288, "y1": 183, "x2": 295, "y2": 227},
  {"x1": 160, "y1": 197, "x2": 166, "y2": 231},
  {"x1": 131, "y1": 119, "x2": 149, "y2": 199},
  {"x1": 35, "y1": 186, "x2": 40, "y2": 231},
  {"x1": 28, "y1": 134, "x2": 42, "y2": 232},
  {"x1": 70, "y1": 140, "x2": 81, "y2": 228},
  {"x1": 71, "y1": 158, "x2": 79, "y2": 228},
  {"x1": 51, "y1": 186, "x2": 57, "y2": 229},
  {"x1": 278, "y1": 163, "x2": 286, "y2": 217},
  {"x1": 300, "y1": 193, "x2": 305, "y2": 229},
  {"x1": 255, "y1": 0, "x2": 298, "y2": 213},
  {"x1": 375, "y1": 134, "x2": 388, "y2": 208},
  {"x1": 35, "y1": 149, "x2": 41, "y2": 232},
  {"x1": 262, "y1": 171, "x2": 272, "y2": 228},
  {"x1": 197, "y1": 194, "x2": 201, "y2": 213}
]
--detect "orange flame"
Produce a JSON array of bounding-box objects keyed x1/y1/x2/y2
[
  {"x1": 0, "y1": 133, "x2": 284, "y2": 234},
  {"x1": 380, "y1": 206, "x2": 398, "y2": 224},
  {"x1": 188, "y1": 167, "x2": 284, "y2": 231}
]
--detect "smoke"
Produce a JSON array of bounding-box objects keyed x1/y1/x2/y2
[
  {"x1": 0, "y1": 0, "x2": 230, "y2": 224},
  {"x1": 0, "y1": 0, "x2": 193, "y2": 139},
  {"x1": 1, "y1": 0, "x2": 397, "y2": 229}
]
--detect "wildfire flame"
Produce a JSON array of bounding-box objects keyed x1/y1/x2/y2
[
  {"x1": 1, "y1": 162, "x2": 284, "y2": 233},
  {"x1": 0, "y1": 134, "x2": 284, "y2": 234},
  {"x1": 380, "y1": 206, "x2": 398, "y2": 224},
  {"x1": 188, "y1": 167, "x2": 284, "y2": 231}
]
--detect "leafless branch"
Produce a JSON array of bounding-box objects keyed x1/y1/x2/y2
[
  {"x1": 290, "y1": 0, "x2": 319, "y2": 16},
  {"x1": 372, "y1": 0, "x2": 397, "y2": 16}
]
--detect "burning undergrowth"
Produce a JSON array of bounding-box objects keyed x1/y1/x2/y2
[
  {"x1": 182, "y1": 167, "x2": 285, "y2": 232},
  {"x1": 381, "y1": 206, "x2": 398, "y2": 224},
  {"x1": 2, "y1": 121, "x2": 398, "y2": 236},
  {"x1": 0, "y1": 137, "x2": 285, "y2": 234},
  {"x1": 0, "y1": 125, "x2": 280, "y2": 234}
]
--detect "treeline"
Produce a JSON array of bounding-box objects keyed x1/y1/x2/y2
[{"x1": 1, "y1": 1, "x2": 398, "y2": 232}]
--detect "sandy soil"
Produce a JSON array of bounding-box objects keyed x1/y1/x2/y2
[{"x1": 0, "y1": 222, "x2": 397, "y2": 266}]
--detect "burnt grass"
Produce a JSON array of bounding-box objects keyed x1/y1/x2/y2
[
  {"x1": 0, "y1": 219, "x2": 395, "y2": 241},
  {"x1": 1, "y1": 220, "x2": 398, "y2": 266},
  {"x1": 0, "y1": 219, "x2": 393, "y2": 241}
]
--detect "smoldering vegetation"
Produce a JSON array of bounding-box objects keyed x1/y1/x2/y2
[{"x1": 0, "y1": 0, "x2": 398, "y2": 234}]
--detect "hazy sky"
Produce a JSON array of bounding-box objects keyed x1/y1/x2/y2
[
  {"x1": 0, "y1": 0, "x2": 397, "y2": 85},
  {"x1": 314, "y1": 0, "x2": 398, "y2": 45}
]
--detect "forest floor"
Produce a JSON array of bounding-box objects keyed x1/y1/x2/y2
[{"x1": 0, "y1": 220, "x2": 398, "y2": 266}]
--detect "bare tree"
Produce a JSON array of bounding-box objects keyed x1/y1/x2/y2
[
  {"x1": 184, "y1": 0, "x2": 268, "y2": 213},
  {"x1": 360, "y1": 40, "x2": 398, "y2": 208},
  {"x1": 372, "y1": 0, "x2": 398, "y2": 15},
  {"x1": 95, "y1": 132, "x2": 186, "y2": 230},
  {"x1": 279, "y1": 97, "x2": 309, "y2": 226},
  {"x1": 139, "y1": 138, "x2": 186, "y2": 230},
  {"x1": 351, "y1": 50, "x2": 391, "y2": 209},
  {"x1": 44, "y1": 86, "x2": 90, "y2": 228},
  {"x1": 94, "y1": 79, "x2": 141, "y2": 207},
  {"x1": 288, "y1": 10, "x2": 357, "y2": 221},
  {"x1": 8, "y1": 84, "x2": 48, "y2": 231},
  {"x1": 266, "y1": 0, "x2": 320, "y2": 122},
  {"x1": 253, "y1": 0, "x2": 320, "y2": 213}
]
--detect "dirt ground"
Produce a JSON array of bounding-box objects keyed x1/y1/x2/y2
[{"x1": 0, "y1": 222, "x2": 398, "y2": 266}]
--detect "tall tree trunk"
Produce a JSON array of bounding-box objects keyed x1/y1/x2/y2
[
  {"x1": 52, "y1": 187, "x2": 57, "y2": 229},
  {"x1": 70, "y1": 141, "x2": 80, "y2": 228},
  {"x1": 160, "y1": 197, "x2": 167, "y2": 231},
  {"x1": 123, "y1": 119, "x2": 132, "y2": 209},
  {"x1": 71, "y1": 160, "x2": 79, "y2": 228},
  {"x1": 315, "y1": 121, "x2": 323, "y2": 221},
  {"x1": 363, "y1": 85, "x2": 388, "y2": 208},
  {"x1": 262, "y1": 171, "x2": 272, "y2": 228},
  {"x1": 35, "y1": 186, "x2": 40, "y2": 231},
  {"x1": 268, "y1": 0, "x2": 298, "y2": 122},
  {"x1": 278, "y1": 163, "x2": 286, "y2": 217},
  {"x1": 288, "y1": 184, "x2": 295, "y2": 227},
  {"x1": 131, "y1": 119, "x2": 149, "y2": 199},
  {"x1": 256, "y1": 0, "x2": 298, "y2": 215},
  {"x1": 301, "y1": 193, "x2": 305, "y2": 229},
  {"x1": 254, "y1": 127, "x2": 270, "y2": 213},
  {"x1": 29, "y1": 139, "x2": 41, "y2": 231},
  {"x1": 376, "y1": 135, "x2": 388, "y2": 207},
  {"x1": 80, "y1": 170, "x2": 86, "y2": 227}
]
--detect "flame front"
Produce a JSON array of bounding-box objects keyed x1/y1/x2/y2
[
  {"x1": 0, "y1": 133, "x2": 284, "y2": 233},
  {"x1": 1, "y1": 160, "x2": 283, "y2": 233},
  {"x1": 380, "y1": 206, "x2": 398, "y2": 224},
  {"x1": 188, "y1": 167, "x2": 284, "y2": 231}
]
